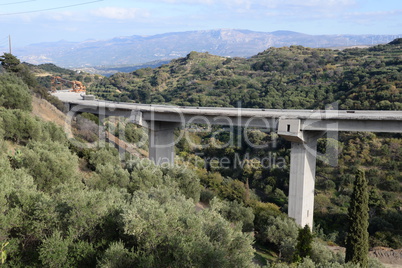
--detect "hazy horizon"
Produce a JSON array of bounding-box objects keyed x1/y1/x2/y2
[{"x1": 1, "y1": 0, "x2": 402, "y2": 48}]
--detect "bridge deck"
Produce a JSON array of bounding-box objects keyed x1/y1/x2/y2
[{"x1": 53, "y1": 92, "x2": 402, "y2": 122}]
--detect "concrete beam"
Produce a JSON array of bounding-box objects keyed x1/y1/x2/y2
[
  {"x1": 277, "y1": 119, "x2": 303, "y2": 142},
  {"x1": 147, "y1": 121, "x2": 181, "y2": 166},
  {"x1": 302, "y1": 119, "x2": 402, "y2": 133},
  {"x1": 142, "y1": 111, "x2": 278, "y2": 129}
]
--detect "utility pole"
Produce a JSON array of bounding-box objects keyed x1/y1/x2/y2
[{"x1": 8, "y1": 35, "x2": 12, "y2": 54}]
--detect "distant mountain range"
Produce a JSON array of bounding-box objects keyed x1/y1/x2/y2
[{"x1": 11, "y1": 29, "x2": 402, "y2": 68}]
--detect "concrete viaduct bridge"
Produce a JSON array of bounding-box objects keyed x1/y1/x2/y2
[{"x1": 53, "y1": 92, "x2": 402, "y2": 228}]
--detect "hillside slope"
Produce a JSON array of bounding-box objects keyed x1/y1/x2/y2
[
  {"x1": 89, "y1": 41, "x2": 402, "y2": 110},
  {"x1": 32, "y1": 96, "x2": 67, "y2": 128}
]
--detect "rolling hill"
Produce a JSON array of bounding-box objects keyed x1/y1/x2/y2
[{"x1": 13, "y1": 29, "x2": 401, "y2": 68}]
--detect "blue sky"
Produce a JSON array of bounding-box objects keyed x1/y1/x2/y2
[{"x1": 0, "y1": 0, "x2": 401, "y2": 47}]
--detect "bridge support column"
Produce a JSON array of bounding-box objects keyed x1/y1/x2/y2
[
  {"x1": 287, "y1": 136, "x2": 318, "y2": 229},
  {"x1": 147, "y1": 121, "x2": 180, "y2": 166},
  {"x1": 63, "y1": 102, "x2": 71, "y2": 113},
  {"x1": 278, "y1": 119, "x2": 324, "y2": 229}
]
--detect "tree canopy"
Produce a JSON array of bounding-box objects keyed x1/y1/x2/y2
[
  {"x1": 0, "y1": 73, "x2": 32, "y2": 111},
  {"x1": 345, "y1": 170, "x2": 369, "y2": 267}
]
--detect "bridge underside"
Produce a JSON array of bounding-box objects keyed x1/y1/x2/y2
[
  {"x1": 146, "y1": 118, "x2": 323, "y2": 228},
  {"x1": 63, "y1": 102, "x2": 402, "y2": 229}
]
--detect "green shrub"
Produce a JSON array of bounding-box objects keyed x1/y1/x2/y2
[
  {"x1": 212, "y1": 199, "x2": 255, "y2": 232},
  {"x1": 200, "y1": 188, "x2": 215, "y2": 204},
  {"x1": 39, "y1": 231, "x2": 72, "y2": 268},
  {"x1": 119, "y1": 187, "x2": 256, "y2": 268},
  {"x1": 20, "y1": 140, "x2": 79, "y2": 191},
  {"x1": 0, "y1": 108, "x2": 40, "y2": 143},
  {"x1": 162, "y1": 165, "x2": 201, "y2": 202},
  {"x1": 0, "y1": 73, "x2": 32, "y2": 111},
  {"x1": 0, "y1": 108, "x2": 67, "y2": 144}
]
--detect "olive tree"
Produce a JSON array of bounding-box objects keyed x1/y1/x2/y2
[
  {"x1": 20, "y1": 140, "x2": 79, "y2": 191},
  {"x1": 99, "y1": 187, "x2": 257, "y2": 267},
  {"x1": 0, "y1": 73, "x2": 32, "y2": 111}
]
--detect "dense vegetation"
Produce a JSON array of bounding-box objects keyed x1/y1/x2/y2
[
  {"x1": 1, "y1": 39, "x2": 401, "y2": 267},
  {"x1": 89, "y1": 43, "x2": 402, "y2": 110},
  {"x1": 0, "y1": 54, "x2": 65, "y2": 111}
]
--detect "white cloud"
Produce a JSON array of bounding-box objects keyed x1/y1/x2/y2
[
  {"x1": 149, "y1": 0, "x2": 355, "y2": 8},
  {"x1": 45, "y1": 11, "x2": 76, "y2": 22},
  {"x1": 253, "y1": 0, "x2": 357, "y2": 12},
  {"x1": 244, "y1": 0, "x2": 358, "y2": 19},
  {"x1": 345, "y1": 9, "x2": 402, "y2": 18},
  {"x1": 153, "y1": 0, "x2": 214, "y2": 3},
  {"x1": 91, "y1": 7, "x2": 150, "y2": 20},
  {"x1": 285, "y1": 0, "x2": 356, "y2": 8},
  {"x1": 342, "y1": 9, "x2": 402, "y2": 25},
  {"x1": 151, "y1": 0, "x2": 357, "y2": 17}
]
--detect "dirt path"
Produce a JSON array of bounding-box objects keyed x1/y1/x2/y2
[
  {"x1": 329, "y1": 246, "x2": 402, "y2": 267},
  {"x1": 370, "y1": 247, "x2": 402, "y2": 267}
]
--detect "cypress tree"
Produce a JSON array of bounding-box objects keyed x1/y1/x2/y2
[
  {"x1": 345, "y1": 169, "x2": 369, "y2": 267},
  {"x1": 293, "y1": 224, "x2": 313, "y2": 262}
]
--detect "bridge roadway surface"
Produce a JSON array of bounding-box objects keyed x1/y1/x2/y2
[
  {"x1": 54, "y1": 92, "x2": 402, "y2": 131},
  {"x1": 53, "y1": 91, "x2": 402, "y2": 229}
]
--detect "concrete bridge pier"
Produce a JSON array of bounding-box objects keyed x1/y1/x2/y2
[
  {"x1": 63, "y1": 102, "x2": 71, "y2": 113},
  {"x1": 147, "y1": 121, "x2": 181, "y2": 166},
  {"x1": 287, "y1": 134, "x2": 320, "y2": 229},
  {"x1": 278, "y1": 119, "x2": 324, "y2": 228}
]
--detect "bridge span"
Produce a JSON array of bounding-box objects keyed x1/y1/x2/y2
[{"x1": 53, "y1": 92, "x2": 402, "y2": 229}]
